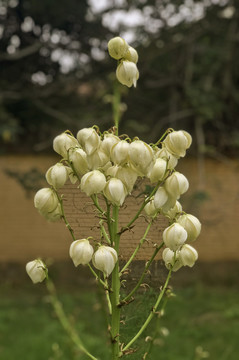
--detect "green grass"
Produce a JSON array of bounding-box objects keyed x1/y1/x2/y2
[{"x1": 0, "y1": 282, "x2": 239, "y2": 360}]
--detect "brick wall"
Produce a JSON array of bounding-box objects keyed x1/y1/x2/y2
[{"x1": 0, "y1": 155, "x2": 238, "y2": 263}]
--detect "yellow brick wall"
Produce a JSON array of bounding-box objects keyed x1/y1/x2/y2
[{"x1": 0, "y1": 155, "x2": 238, "y2": 263}]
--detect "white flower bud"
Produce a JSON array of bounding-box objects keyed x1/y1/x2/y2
[
  {"x1": 154, "y1": 187, "x2": 168, "y2": 209},
  {"x1": 129, "y1": 140, "x2": 154, "y2": 176},
  {"x1": 177, "y1": 214, "x2": 201, "y2": 242},
  {"x1": 101, "y1": 133, "x2": 120, "y2": 155},
  {"x1": 40, "y1": 203, "x2": 62, "y2": 222},
  {"x1": 165, "y1": 172, "x2": 189, "y2": 199},
  {"x1": 144, "y1": 199, "x2": 158, "y2": 217},
  {"x1": 46, "y1": 163, "x2": 68, "y2": 189},
  {"x1": 161, "y1": 195, "x2": 177, "y2": 213},
  {"x1": 148, "y1": 158, "x2": 167, "y2": 183},
  {"x1": 80, "y1": 170, "x2": 106, "y2": 196},
  {"x1": 108, "y1": 37, "x2": 128, "y2": 60},
  {"x1": 87, "y1": 147, "x2": 109, "y2": 170},
  {"x1": 155, "y1": 147, "x2": 178, "y2": 169},
  {"x1": 53, "y1": 132, "x2": 79, "y2": 158},
  {"x1": 163, "y1": 223, "x2": 187, "y2": 251},
  {"x1": 115, "y1": 164, "x2": 138, "y2": 193},
  {"x1": 116, "y1": 60, "x2": 139, "y2": 88},
  {"x1": 124, "y1": 46, "x2": 138, "y2": 63},
  {"x1": 92, "y1": 246, "x2": 118, "y2": 277},
  {"x1": 162, "y1": 248, "x2": 182, "y2": 272},
  {"x1": 69, "y1": 239, "x2": 94, "y2": 266},
  {"x1": 77, "y1": 127, "x2": 100, "y2": 155},
  {"x1": 164, "y1": 130, "x2": 192, "y2": 158},
  {"x1": 34, "y1": 188, "x2": 59, "y2": 214},
  {"x1": 178, "y1": 244, "x2": 198, "y2": 267},
  {"x1": 26, "y1": 259, "x2": 47, "y2": 284},
  {"x1": 68, "y1": 148, "x2": 88, "y2": 176},
  {"x1": 110, "y1": 140, "x2": 130, "y2": 166},
  {"x1": 66, "y1": 167, "x2": 78, "y2": 184},
  {"x1": 163, "y1": 201, "x2": 182, "y2": 219},
  {"x1": 104, "y1": 178, "x2": 127, "y2": 206}
]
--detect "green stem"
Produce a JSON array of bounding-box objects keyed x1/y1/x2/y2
[
  {"x1": 122, "y1": 242, "x2": 164, "y2": 303},
  {"x1": 54, "y1": 190, "x2": 76, "y2": 241},
  {"x1": 88, "y1": 264, "x2": 109, "y2": 289},
  {"x1": 110, "y1": 205, "x2": 121, "y2": 359},
  {"x1": 91, "y1": 194, "x2": 105, "y2": 214},
  {"x1": 122, "y1": 268, "x2": 172, "y2": 353},
  {"x1": 100, "y1": 219, "x2": 111, "y2": 245},
  {"x1": 46, "y1": 278, "x2": 98, "y2": 360},
  {"x1": 120, "y1": 218, "x2": 155, "y2": 276},
  {"x1": 154, "y1": 128, "x2": 174, "y2": 147}
]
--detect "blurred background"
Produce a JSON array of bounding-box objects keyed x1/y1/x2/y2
[{"x1": 0, "y1": 0, "x2": 239, "y2": 359}]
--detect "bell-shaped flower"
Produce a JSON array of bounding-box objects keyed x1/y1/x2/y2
[
  {"x1": 39, "y1": 203, "x2": 62, "y2": 222},
  {"x1": 144, "y1": 199, "x2": 158, "y2": 217},
  {"x1": 80, "y1": 170, "x2": 106, "y2": 196},
  {"x1": 163, "y1": 200, "x2": 182, "y2": 219},
  {"x1": 163, "y1": 223, "x2": 188, "y2": 251},
  {"x1": 164, "y1": 130, "x2": 192, "y2": 158},
  {"x1": 68, "y1": 148, "x2": 88, "y2": 176},
  {"x1": 110, "y1": 140, "x2": 130, "y2": 166},
  {"x1": 104, "y1": 178, "x2": 127, "y2": 206},
  {"x1": 154, "y1": 187, "x2": 169, "y2": 209},
  {"x1": 178, "y1": 244, "x2": 198, "y2": 267},
  {"x1": 87, "y1": 146, "x2": 109, "y2": 170},
  {"x1": 92, "y1": 246, "x2": 118, "y2": 277},
  {"x1": 77, "y1": 127, "x2": 100, "y2": 155},
  {"x1": 114, "y1": 164, "x2": 138, "y2": 193},
  {"x1": 161, "y1": 194, "x2": 177, "y2": 213},
  {"x1": 69, "y1": 239, "x2": 94, "y2": 266},
  {"x1": 177, "y1": 214, "x2": 201, "y2": 242},
  {"x1": 46, "y1": 163, "x2": 68, "y2": 189},
  {"x1": 34, "y1": 188, "x2": 59, "y2": 214},
  {"x1": 108, "y1": 36, "x2": 128, "y2": 60},
  {"x1": 26, "y1": 259, "x2": 47, "y2": 284},
  {"x1": 165, "y1": 172, "x2": 189, "y2": 199},
  {"x1": 53, "y1": 132, "x2": 79, "y2": 158},
  {"x1": 128, "y1": 140, "x2": 154, "y2": 176},
  {"x1": 162, "y1": 248, "x2": 182, "y2": 272},
  {"x1": 101, "y1": 133, "x2": 120, "y2": 156},
  {"x1": 155, "y1": 147, "x2": 178, "y2": 170},
  {"x1": 148, "y1": 158, "x2": 167, "y2": 183},
  {"x1": 116, "y1": 60, "x2": 139, "y2": 88},
  {"x1": 124, "y1": 46, "x2": 138, "y2": 63}
]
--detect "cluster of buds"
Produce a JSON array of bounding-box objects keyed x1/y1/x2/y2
[{"x1": 108, "y1": 37, "x2": 139, "y2": 87}]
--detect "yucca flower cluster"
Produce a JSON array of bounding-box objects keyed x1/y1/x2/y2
[{"x1": 28, "y1": 126, "x2": 201, "y2": 283}]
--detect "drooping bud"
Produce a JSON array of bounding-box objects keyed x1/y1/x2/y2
[
  {"x1": 164, "y1": 172, "x2": 189, "y2": 199},
  {"x1": 144, "y1": 199, "x2": 158, "y2": 217},
  {"x1": 46, "y1": 163, "x2": 68, "y2": 189},
  {"x1": 116, "y1": 60, "x2": 139, "y2": 88},
  {"x1": 177, "y1": 214, "x2": 201, "y2": 242},
  {"x1": 178, "y1": 244, "x2": 198, "y2": 267},
  {"x1": 164, "y1": 130, "x2": 192, "y2": 158},
  {"x1": 163, "y1": 223, "x2": 188, "y2": 251},
  {"x1": 163, "y1": 200, "x2": 182, "y2": 219},
  {"x1": 155, "y1": 147, "x2": 178, "y2": 169},
  {"x1": 114, "y1": 164, "x2": 138, "y2": 193},
  {"x1": 39, "y1": 203, "x2": 62, "y2": 222},
  {"x1": 101, "y1": 133, "x2": 120, "y2": 155},
  {"x1": 53, "y1": 132, "x2": 79, "y2": 158},
  {"x1": 34, "y1": 188, "x2": 59, "y2": 214},
  {"x1": 108, "y1": 37, "x2": 128, "y2": 60},
  {"x1": 69, "y1": 239, "x2": 94, "y2": 266},
  {"x1": 162, "y1": 248, "x2": 182, "y2": 272},
  {"x1": 104, "y1": 178, "x2": 127, "y2": 206},
  {"x1": 92, "y1": 246, "x2": 118, "y2": 277},
  {"x1": 68, "y1": 148, "x2": 88, "y2": 176},
  {"x1": 87, "y1": 146, "x2": 109, "y2": 170},
  {"x1": 124, "y1": 46, "x2": 138, "y2": 63},
  {"x1": 148, "y1": 158, "x2": 167, "y2": 183},
  {"x1": 80, "y1": 170, "x2": 106, "y2": 196},
  {"x1": 110, "y1": 140, "x2": 130, "y2": 166},
  {"x1": 154, "y1": 187, "x2": 169, "y2": 209},
  {"x1": 76, "y1": 127, "x2": 100, "y2": 155},
  {"x1": 128, "y1": 140, "x2": 154, "y2": 176},
  {"x1": 26, "y1": 259, "x2": 47, "y2": 284}
]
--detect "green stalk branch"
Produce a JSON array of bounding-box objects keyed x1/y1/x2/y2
[
  {"x1": 122, "y1": 268, "x2": 172, "y2": 352},
  {"x1": 46, "y1": 278, "x2": 98, "y2": 360},
  {"x1": 88, "y1": 264, "x2": 109, "y2": 289},
  {"x1": 122, "y1": 242, "x2": 164, "y2": 303},
  {"x1": 54, "y1": 190, "x2": 76, "y2": 241},
  {"x1": 112, "y1": 82, "x2": 121, "y2": 136}
]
